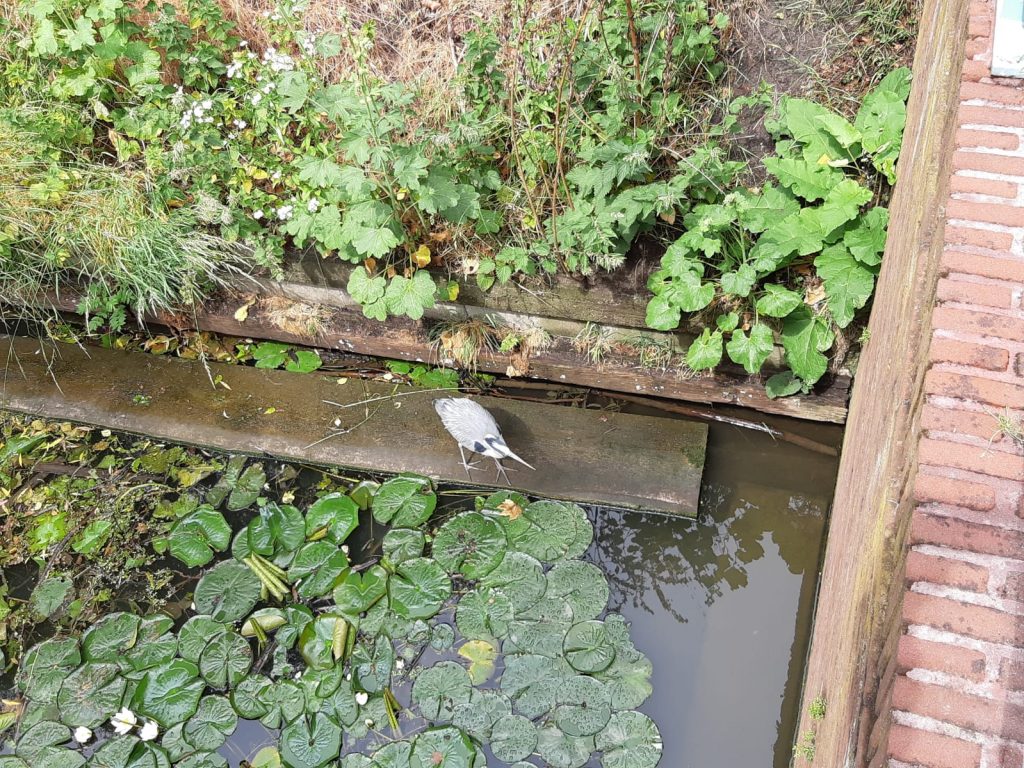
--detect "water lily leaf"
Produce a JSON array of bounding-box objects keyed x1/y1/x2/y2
[
  {"x1": 174, "y1": 752, "x2": 227, "y2": 768},
  {"x1": 595, "y1": 711, "x2": 663, "y2": 768},
  {"x1": 199, "y1": 629, "x2": 252, "y2": 688},
  {"x1": 506, "y1": 615, "x2": 572, "y2": 659},
  {"x1": 131, "y1": 659, "x2": 204, "y2": 728},
  {"x1": 298, "y1": 614, "x2": 347, "y2": 670},
  {"x1": 500, "y1": 654, "x2": 574, "y2": 719},
  {"x1": 258, "y1": 680, "x2": 306, "y2": 729},
  {"x1": 122, "y1": 616, "x2": 177, "y2": 672},
  {"x1": 371, "y1": 474, "x2": 436, "y2": 527},
  {"x1": 352, "y1": 635, "x2": 394, "y2": 694},
  {"x1": 430, "y1": 623, "x2": 455, "y2": 651},
  {"x1": 481, "y1": 490, "x2": 530, "y2": 512},
  {"x1": 123, "y1": 742, "x2": 171, "y2": 768},
  {"x1": 458, "y1": 639, "x2": 497, "y2": 685},
  {"x1": 14, "y1": 721, "x2": 83, "y2": 768},
  {"x1": 160, "y1": 723, "x2": 192, "y2": 762},
  {"x1": 594, "y1": 653, "x2": 653, "y2": 711},
  {"x1": 500, "y1": 502, "x2": 575, "y2": 562},
  {"x1": 536, "y1": 725, "x2": 595, "y2": 768},
  {"x1": 183, "y1": 695, "x2": 237, "y2": 752},
  {"x1": 367, "y1": 740, "x2": 412, "y2": 768},
  {"x1": 546, "y1": 562, "x2": 609, "y2": 622},
  {"x1": 339, "y1": 756, "x2": 372, "y2": 768},
  {"x1": 455, "y1": 587, "x2": 513, "y2": 643},
  {"x1": 248, "y1": 746, "x2": 282, "y2": 768},
  {"x1": 554, "y1": 676, "x2": 611, "y2": 736},
  {"x1": 382, "y1": 528, "x2": 425, "y2": 564},
  {"x1": 30, "y1": 576, "x2": 72, "y2": 618},
  {"x1": 433, "y1": 512, "x2": 506, "y2": 578},
  {"x1": 452, "y1": 688, "x2": 510, "y2": 741},
  {"x1": 18, "y1": 637, "x2": 80, "y2": 702},
  {"x1": 280, "y1": 714, "x2": 341, "y2": 768},
  {"x1": 87, "y1": 735, "x2": 139, "y2": 768},
  {"x1": 412, "y1": 661, "x2": 472, "y2": 720},
  {"x1": 276, "y1": 606, "x2": 315, "y2": 650},
  {"x1": 490, "y1": 713, "x2": 539, "y2": 763},
  {"x1": 332, "y1": 565, "x2": 388, "y2": 617},
  {"x1": 305, "y1": 493, "x2": 359, "y2": 544},
  {"x1": 388, "y1": 557, "x2": 451, "y2": 620},
  {"x1": 409, "y1": 726, "x2": 476, "y2": 768},
  {"x1": 263, "y1": 503, "x2": 306, "y2": 552},
  {"x1": 194, "y1": 561, "x2": 262, "y2": 622},
  {"x1": 321, "y1": 677, "x2": 359, "y2": 727},
  {"x1": 244, "y1": 516, "x2": 274, "y2": 557},
  {"x1": 168, "y1": 505, "x2": 231, "y2": 567},
  {"x1": 347, "y1": 480, "x2": 379, "y2": 511},
  {"x1": 83, "y1": 612, "x2": 141, "y2": 663},
  {"x1": 227, "y1": 463, "x2": 265, "y2": 511},
  {"x1": 0, "y1": 757, "x2": 30, "y2": 768},
  {"x1": 289, "y1": 542, "x2": 349, "y2": 599},
  {"x1": 177, "y1": 617, "x2": 228, "y2": 664},
  {"x1": 229, "y1": 675, "x2": 273, "y2": 720},
  {"x1": 57, "y1": 662, "x2": 125, "y2": 728},
  {"x1": 563, "y1": 620, "x2": 616, "y2": 673},
  {"x1": 479, "y1": 551, "x2": 547, "y2": 613}
]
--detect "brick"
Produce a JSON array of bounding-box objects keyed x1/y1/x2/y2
[
  {"x1": 919, "y1": 436, "x2": 1024, "y2": 481},
  {"x1": 931, "y1": 306, "x2": 1024, "y2": 342},
  {"x1": 894, "y1": 676, "x2": 1024, "y2": 740},
  {"x1": 929, "y1": 337, "x2": 1010, "y2": 371},
  {"x1": 905, "y1": 549, "x2": 990, "y2": 592},
  {"x1": 942, "y1": 250, "x2": 1024, "y2": 281},
  {"x1": 911, "y1": 512, "x2": 1024, "y2": 561},
  {"x1": 1001, "y1": 571, "x2": 1024, "y2": 601},
  {"x1": 914, "y1": 472, "x2": 998, "y2": 511},
  {"x1": 967, "y1": 38, "x2": 992, "y2": 59},
  {"x1": 921, "y1": 403, "x2": 1010, "y2": 442},
  {"x1": 952, "y1": 150, "x2": 1024, "y2": 179},
  {"x1": 937, "y1": 276, "x2": 1016, "y2": 309},
  {"x1": 950, "y1": 173, "x2": 1020, "y2": 198},
  {"x1": 887, "y1": 723, "x2": 982, "y2": 768},
  {"x1": 956, "y1": 128, "x2": 1021, "y2": 151},
  {"x1": 1001, "y1": 657, "x2": 1024, "y2": 690},
  {"x1": 947, "y1": 197, "x2": 1024, "y2": 228},
  {"x1": 1017, "y1": 353, "x2": 1024, "y2": 376},
  {"x1": 897, "y1": 634, "x2": 987, "y2": 682},
  {"x1": 996, "y1": 743, "x2": 1024, "y2": 768},
  {"x1": 961, "y1": 59, "x2": 993, "y2": 83},
  {"x1": 962, "y1": 81, "x2": 1024, "y2": 108},
  {"x1": 903, "y1": 591, "x2": 1024, "y2": 645},
  {"x1": 944, "y1": 227, "x2": 1017, "y2": 253},
  {"x1": 958, "y1": 104, "x2": 1024, "y2": 130},
  {"x1": 926, "y1": 369, "x2": 1024, "y2": 410}
]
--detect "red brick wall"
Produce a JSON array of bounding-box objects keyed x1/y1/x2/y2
[{"x1": 886, "y1": 2, "x2": 1024, "y2": 766}]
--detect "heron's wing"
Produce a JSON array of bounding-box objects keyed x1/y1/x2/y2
[{"x1": 434, "y1": 398, "x2": 502, "y2": 447}]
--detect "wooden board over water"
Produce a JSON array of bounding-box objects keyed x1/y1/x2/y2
[{"x1": 0, "y1": 336, "x2": 706, "y2": 516}]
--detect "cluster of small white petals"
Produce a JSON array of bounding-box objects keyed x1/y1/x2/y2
[
  {"x1": 262, "y1": 46, "x2": 295, "y2": 72},
  {"x1": 252, "y1": 209, "x2": 265, "y2": 220},
  {"x1": 226, "y1": 60, "x2": 244, "y2": 78},
  {"x1": 180, "y1": 99, "x2": 215, "y2": 129},
  {"x1": 276, "y1": 204, "x2": 294, "y2": 221},
  {"x1": 306, "y1": 198, "x2": 319, "y2": 212},
  {"x1": 298, "y1": 33, "x2": 316, "y2": 56}
]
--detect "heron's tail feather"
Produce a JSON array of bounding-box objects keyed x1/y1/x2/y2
[{"x1": 501, "y1": 448, "x2": 534, "y2": 471}]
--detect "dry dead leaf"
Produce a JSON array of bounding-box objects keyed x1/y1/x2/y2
[
  {"x1": 498, "y1": 499, "x2": 523, "y2": 520},
  {"x1": 234, "y1": 298, "x2": 256, "y2": 322},
  {"x1": 412, "y1": 244, "x2": 431, "y2": 268}
]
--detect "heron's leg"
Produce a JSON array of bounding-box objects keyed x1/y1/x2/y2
[
  {"x1": 458, "y1": 445, "x2": 479, "y2": 476},
  {"x1": 494, "y1": 458, "x2": 511, "y2": 485}
]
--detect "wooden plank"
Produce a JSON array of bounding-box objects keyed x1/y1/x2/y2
[
  {"x1": 793, "y1": 1, "x2": 969, "y2": 765},
  {"x1": 0, "y1": 336, "x2": 707, "y2": 516}
]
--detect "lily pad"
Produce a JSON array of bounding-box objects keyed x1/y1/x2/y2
[
  {"x1": 411, "y1": 661, "x2": 472, "y2": 720},
  {"x1": 30, "y1": 576, "x2": 72, "y2": 618},
  {"x1": 433, "y1": 512, "x2": 506, "y2": 578},
  {"x1": 452, "y1": 688, "x2": 510, "y2": 741},
  {"x1": 305, "y1": 493, "x2": 359, "y2": 544},
  {"x1": 388, "y1": 557, "x2": 451, "y2": 620},
  {"x1": 595, "y1": 653, "x2": 653, "y2": 711},
  {"x1": 546, "y1": 561, "x2": 609, "y2": 622},
  {"x1": 264, "y1": 503, "x2": 306, "y2": 552},
  {"x1": 500, "y1": 654, "x2": 574, "y2": 719},
  {"x1": 13, "y1": 721, "x2": 79, "y2": 767},
  {"x1": 457, "y1": 639, "x2": 498, "y2": 685},
  {"x1": 490, "y1": 713, "x2": 539, "y2": 763},
  {"x1": 298, "y1": 614, "x2": 347, "y2": 670},
  {"x1": 183, "y1": 695, "x2": 237, "y2": 752},
  {"x1": 366, "y1": 741, "x2": 412, "y2": 768},
  {"x1": 430, "y1": 623, "x2": 455, "y2": 651},
  {"x1": 351, "y1": 635, "x2": 394, "y2": 694},
  {"x1": 371, "y1": 474, "x2": 436, "y2": 527},
  {"x1": 193, "y1": 560, "x2": 262, "y2": 623},
  {"x1": 18, "y1": 637, "x2": 80, "y2": 702},
  {"x1": 332, "y1": 566, "x2": 388, "y2": 617},
  {"x1": 382, "y1": 528, "x2": 425, "y2": 564},
  {"x1": 280, "y1": 714, "x2": 341, "y2": 768},
  {"x1": 227, "y1": 463, "x2": 266, "y2": 511},
  {"x1": 230, "y1": 676, "x2": 273, "y2": 720},
  {"x1": 88, "y1": 735, "x2": 140, "y2": 768},
  {"x1": 131, "y1": 659, "x2": 205, "y2": 728},
  {"x1": 56, "y1": 662, "x2": 125, "y2": 728},
  {"x1": 174, "y1": 753, "x2": 227, "y2": 768},
  {"x1": 564, "y1": 620, "x2": 616, "y2": 673},
  {"x1": 168, "y1": 505, "x2": 232, "y2": 567},
  {"x1": 479, "y1": 551, "x2": 547, "y2": 613},
  {"x1": 500, "y1": 502, "x2": 577, "y2": 562},
  {"x1": 177, "y1": 617, "x2": 228, "y2": 664},
  {"x1": 537, "y1": 726, "x2": 595, "y2": 768},
  {"x1": 198, "y1": 629, "x2": 252, "y2": 688},
  {"x1": 595, "y1": 711, "x2": 663, "y2": 768},
  {"x1": 122, "y1": 615, "x2": 178, "y2": 672},
  {"x1": 289, "y1": 541, "x2": 349, "y2": 599},
  {"x1": 409, "y1": 726, "x2": 476, "y2": 768},
  {"x1": 554, "y1": 676, "x2": 611, "y2": 737},
  {"x1": 258, "y1": 680, "x2": 306, "y2": 729},
  {"x1": 82, "y1": 612, "x2": 141, "y2": 663},
  {"x1": 455, "y1": 588, "x2": 514, "y2": 642},
  {"x1": 347, "y1": 480, "x2": 380, "y2": 511}
]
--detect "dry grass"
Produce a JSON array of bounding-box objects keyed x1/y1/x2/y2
[{"x1": 261, "y1": 295, "x2": 332, "y2": 337}]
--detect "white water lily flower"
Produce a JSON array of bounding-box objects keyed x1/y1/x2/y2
[
  {"x1": 73, "y1": 726, "x2": 93, "y2": 744},
  {"x1": 111, "y1": 707, "x2": 137, "y2": 735},
  {"x1": 139, "y1": 720, "x2": 159, "y2": 742},
  {"x1": 355, "y1": 692, "x2": 369, "y2": 706}
]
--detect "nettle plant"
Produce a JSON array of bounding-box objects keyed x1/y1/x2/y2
[
  {"x1": 644, "y1": 68, "x2": 911, "y2": 395},
  {"x1": 4, "y1": 460, "x2": 661, "y2": 768}
]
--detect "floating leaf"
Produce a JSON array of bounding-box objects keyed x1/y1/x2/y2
[
  {"x1": 298, "y1": 614, "x2": 347, "y2": 670},
  {"x1": 452, "y1": 689, "x2": 510, "y2": 741},
  {"x1": 57, "y1": 663, "x2": 125, "y2": 728},
  {"x1": 433, "y1": 512, "x2": 506, "y2": 578},
  {"x1": 198, "y1": 629, "x2": 252, "y2": 688},
  {"x1": 227, "y1": 464, "x2": 265, "y2": 511},
  {"x1": 305, "y1": 493, "x2": 358, "y2": 544},
  {"x1": 88, "y1": 735, "x2": 139, "y2": 768},
  {"x1": 371, "y1": 474, "x2": 436, "y2": 527},
  {"x1": 409, "y1": 727, "x2": 476, "y2": 768},
  {"x1": 280, "y1": 714, "x2": 341, "y2": 768},
  {"x1": 122, "y1": 615, "x2": 177, "y2": 673},
  {"x1": 168, "y1": 506, "x2": 232, "y2": 567},
  {"x1": 177, "y1": 617, "x2": 228, "y2": 664},
  {"x1": 479, "y1": 551, "x2": 547, "y2": 613},
  {"x1": 491, "y1": 713, "x2": 539, "y2": 763},
  {"x1": 595, "y1": 711, "x2": 663, "y2": 768},
  {"x1": 412, "y1": 661, "x2": 472, "y2": 720},
  {"x1": 264, "y1": 503, "x2": 306, "y2": 552},
  {"x1": 352, "y1": 635, "x2": 394, "y2": 694},
  {"x1": 18, "y1": 638, "x2": 80, "y2": 702},
  {"x1": 289, "y1": 542, "x2": 349, "y2": 599},
  {"x1": 501, "y1": 654, "x2": 573, "y2": 719},
  {"x1": 564, "y1": 620, "x2": 616, "y2": 673},
  {"x1": 388, "y1": 557, "x2": 451, "y2": 620},
  {"x1": 546, "y1": 562, "x2": 609, "y2": 622},
  {"x1": 13, "y1": 721, "x2": 77, "y2": 766},
  {"x1": 83, "y1": 612, "x2": 141, "y2": 663},
  {"x1": 258, "y1": 680, "x2": 306, "y2": 730},
  {"x1": 333, "y1": 565, "x2": 388, "y2": 617},
  {"x1": 536, "y1": 725, "x2": 595, "y2": 768},
  {"x1": 131, "y1": 659, "x2": 205, "y2": 728},
  {"x1": 595, "y1": 653, "x2": 653, "y2": 711},
  {"x1": 554, "y1": 676, "x2": 611, "y2": 737},
  {"x1": 458, "y1": 640, "x2": 497, "y2": 685},
  {"x1": 455, "y1": 588, "x2": 514, "y2": 643},
  {"x1": 183, "y1": 696, "x2": 237, "y2": 752},
  {"x1": 194, "y1": 561, "x2": 262, "y2": 623},
  {"x1": 30, "y1": 576, "x2": 72, "y2": 618},
  {"x1": 229, "y1": 676, "x2": 273, "y2": 720},
  {"x1": 381, "y1": 528, "x2": 425, "y2": 564}
]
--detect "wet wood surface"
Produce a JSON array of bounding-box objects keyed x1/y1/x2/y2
[{"x1": 0, "y1": 336, "x2": 707, "y2": 516}]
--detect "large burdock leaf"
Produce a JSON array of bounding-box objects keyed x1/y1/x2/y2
[
  {"x1": 409, "y1": 726, "x2": 476, "y2": 768},
  {"x1": 288, "y1": 542, "x2": 349, "y2": 599},
  {"x1": 198, "y1": 629, "x2": 252, "y2": 688},
  {"x1": 131, "y1": 659, "x2": 205, "y2": 728},
  {"x1": 479, "y1": 551, "x2": 547, "y2": 613},
  {"x1": 183, "y1": 695, "x2": 237, "y2": 752},
  {"x1": 546, "y1": 562, "x2": 609, "y2": 622},
  {"x1": 554, "y1": 676, "x2": 611, "y2": 737},
  {"x1": 595, "y1": 711, "x2": 663, "y2": 768},
  {"x1": 500, "y1": 654, "x2": 573, "y2": 719},
  {"x1": 433, "y1": 512, "x2": 506, "y2": 578},
  {"x1": 388, "y1": 557, "x2": 451, "y2": 620},
  {"x1": 82, "y1": 612, "x2": 141, "y2": 663},
  {"x1": 193, "y1": 561, "x2": 262, "y2": 623},
  {"x1": 411, "y1": 661, "x2": 472, "y2": 720},
  {"x1": 536, "y1": 725, "x2": 595, "y2": 768},
  {"x1": 564, "y1": 620, "x2": 616, "y2": 673},
  {"x1": 56, "y1": 662, "x2": 126, "y2": 728},
  {"x1": 280, "y1": 714, "x2": 341, "y2": 768},
  {"x1": 305, "y1": 493, "x2": 359, "y2": 544},
  {"x1": 490, "y1": 713, "x2": 539, "y2": 763},
  {"x1": 17, "y1": 637, "x2": 80, "y2": 702},
  {"x1": 371, "y1": 474, "x2": 436, "y2": 527}
]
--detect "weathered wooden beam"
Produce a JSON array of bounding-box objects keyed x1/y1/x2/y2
[
  {"x1": 794, "y1": 0, "x2": 969, "y2": 764},
  {"x1": 0, "y1": 335, "x2": 706, "y2": 516}
]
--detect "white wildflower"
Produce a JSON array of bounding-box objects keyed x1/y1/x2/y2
[
  {"x1": 73, "y1": 726, "x2": 93, "y2": 744},
  {"x1": 250, "y1": 92, "x2": 263, "y2": 105},
  {"x1": 252, "y1": 209, "x2": 264, "y2": 220},
  {"x1": 276, "y1": 204, "x2": 294, "y2": 221},
  {"x1": 139, "y1": 720, "x2": 159, "y2": 742},
  {"x1": 110, "y1": 708, "x2": 137, "y2": 735},
  {"x1": 233, "y1": 118, "x2": 247, "y2": 129},
  {"x1": 307, "y1": 198, "x2": 319, "y2": 212},
  {"x1": 271, "y1": 170, "x2": 282, "y2": 181},
  {"x1": 201, "y1": 99, "x2": 212, "y2": 110},
  {"x1": 239, "y1": 40, "x2": 249, "y2": 47},
  {"x1": 341, "y1": 545, "x2": 349, "y2": 554},
  {"x1": 226, "y1": 61, "x2": 243, "y2": 78},
  {"x1": 355, "y1": 692, "x2": 369, "y2": 706}
]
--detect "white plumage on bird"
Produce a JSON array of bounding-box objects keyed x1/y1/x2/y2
[{"x1": 433, "y1": 397, "x2": 534, "y2": 485}]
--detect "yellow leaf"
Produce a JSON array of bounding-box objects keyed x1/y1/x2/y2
[
  {"x1": 446, "y1": 282, "x2": 459, "y2": 301},
  {"x1": 234, "y1": 299, "x2": 255, "y2": 322},
  {"x1": 816, "y1": 153, "x2": 832, "y2": 166},
  {"x1": 458, "y1": 640, "x2": 497, "y2": 684},
  {"x1": 263, "y1": 407, "x2": 276, "y2": 415},
  {"x1": 412, "y1": 244, "x2": 431, "y2": 268}
]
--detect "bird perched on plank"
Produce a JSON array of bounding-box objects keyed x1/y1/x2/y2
[{"x1": 434, "y1": 397, "x2": 534, "y2": 485}]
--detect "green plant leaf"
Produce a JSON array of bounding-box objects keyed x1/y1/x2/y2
[
  {"x1": 71, "y1": 519, "x2": 113, "y2": 555},
  {"x1": 289, "y1": 541, "x2": 349, "y2": 599},
  {"x1": 719, "y1": 264, "x2": 756, "y2": 297},
  {"x1": 177, "y1": 616, "x2": 228, "y2": 664},
  {"x1": 381, "y1": 528, "x2": 425, "y2": 564},
  {"x1": 411, "y1": 661, "x2": 472, "y2": 720},
  {"x1": 716, "y1": 312, "x2": 739, "y2": 333},
  {"x1": 351, "y1": 635, "x2": 394, "y2": 693},
  {"x1": 229, "y1": 676, "x2": 273, "y2": 720},
  {"x1": 814, "y1": 244, "x2": 876, "y2": 327},
  {"x1": 280, "y1": 714, "x2": 341, "y2": 768},
  {"x1": 389, "y1": 557, "x2": 451, "y2": 619},
  {"x1": 409, "y1": 727, "x2": 476, "y2": 768},
  {"x1": 738, "y1": 185, "x2": 800, "y2": 233},
  {"x1": 383, "y1": 271, "x2": 437, "y2": 320},
  {"x1": 685, "y1": 328, "x2": 723, "y2": 371},
  {"x1": 371, "y1": 474, "x2": 436, "y2": 527},
  {"x1": 56, "y1": 662, "x2": 125, "y2": 728},
  {"x1": 546, "y1": 561, "x2": 609, "y2": 622},
  {"x1": 169, "y1": 505, "x2": 231, "y2": 567},
  {"x1": 305, "y1": 493, "x2": 359, "y2": 544},
  {"x1": 457, "y1": 639, "x2": 497, "y2": 685},
  {"x1": 554, "y1": 675, "x2": 611, "y2": 737},
  {"x1": 490, "y1": 713, "x2": 538, "y2": 763},
  {"x1": 775, "y1": 97, "x2": 861, "y2": 161},
  {"x1": 756, "y1": 284, "x2": 803, "y2": 317},
  {"x1": 725, "y1": 323, "x2": 775, "y2": 374},
  {"x1": 285, "y1": 350, "x2": 322, "y2": 373},
  {"x1": 121, "y1": 615, "x2": 177, "y2": 673},
  {"x1": 765, "y1": 370, "x2": 806, "y2": 399},
  {"x1": 198, "y1": 629, "x2": 252, "y2": 688},
  {"x1": 479, "y1": 551, "x2": 547, "y2": 614},
  {"x1": 781, "y1": 306, "x2": 835, "y2": 385},
  {"x1": 131, "y1": 659, "x2": 204, "y2": 728},
  {"x1": 278, "y1": 71, "x2": 310, "y2": 112},
  {"x1": 595, "y1": 711, "x2": 663, "y2": 768},
  {"x1": 763, "y1": 157, "x2": 845, "y2": 202},
  {"x1": 333, "y1": 565, "x2": 388, "y2": 616},
  {"x1": 296, "y1": 157, "x2": 346, "y2": 189},
  {"x1": 433, "y1": 512, "x2": 506, "y2": 578},
  {"x1": 856, "y1": 67, "x2": 912, "y2": 183},
  {"x1": 563, "y1": 620, "x2": 616, "y2": 673},
  {"x1": 501, "y1": 654, "x2": 573, "y2": 719},
  {"x1": 843, "y1": 206, "x2": 888, "y2": 266},
  {"x1": 455, "y1": 587, "x2": 514, "y2": 642},
  {"x1": 18, "y1": 637, "x2": 81, "y2": 702},
  {"x1": 83, "y1": 612, "x2": 141, "y2": 663},
  {"x1": 183, "y1": 695, "x2": 237, "y2": 752},
  {"x1": 536, "y1": 725, "x2": 594, "y2": 768},
  {"x1": 661, "y1": 272, "x2": 715, "y2": 312},
  {"x1": 227, "y1": 463, "x2": 265, "y2": 511},
  {"x1": 193, "y1": 560, "x2": 262, "y2": 623},
  {"x1": 264, "y1": 503, "x2": 306, "y2": 551},
  {"x1": 644, "y1": 295, "x2": 680, "y2": 331},
  {"x1": 30, "y1": 576, "x2": 72, "y2": 618}
]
